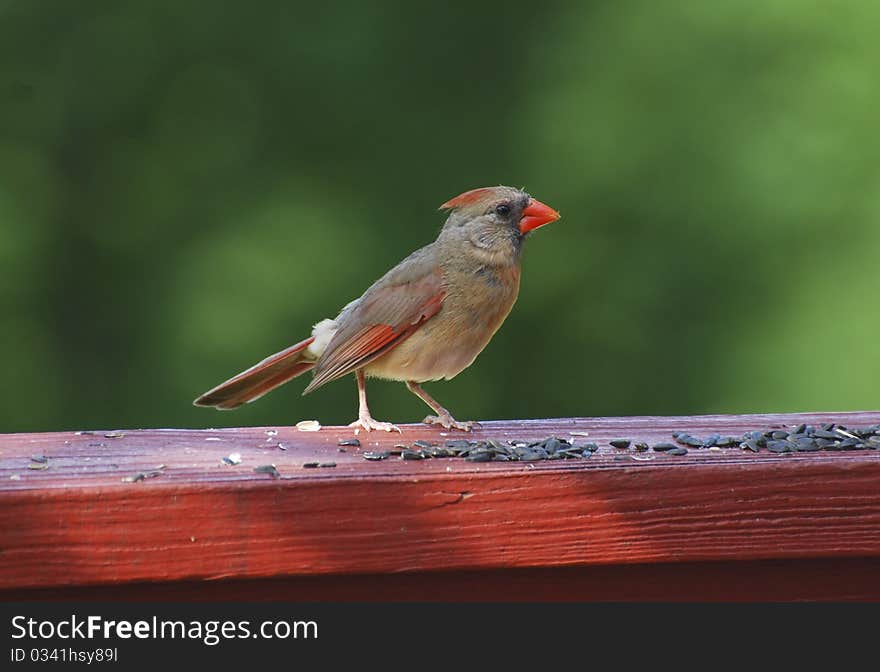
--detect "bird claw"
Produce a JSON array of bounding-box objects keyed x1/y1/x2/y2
[
  {"x1": 423, "y1": 414, "x2": 480, "y2": 432},
  {"x1": 348, "y1": 416, "x2": 402, "y2": 433}
]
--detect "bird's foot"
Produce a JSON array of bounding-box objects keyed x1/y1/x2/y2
[
  {"x1": 348, "y1": 414, "x2": 402, "y2": 433},
  {"x1": 423, "y1": 414, "x2": 481, "y2": 432}
]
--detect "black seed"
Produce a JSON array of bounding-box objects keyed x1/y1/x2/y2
[
  {"x1": 838, "y1": 437, "x2": 865, "y2": 450},
  {"x1": 413, "y1": 440, "x2": 435, "y2": 449},
  {"x1": 401, "y1": 449, "x2": 425, "y2": 460},
  {"x1": 338, "y1": 438, "x2": 361, "y2": 447},
  {"x1": 812, "y1": 429, "x2": 838, "y2": 440},
  {"x1": 767, "y1": 440, "x2": 792, "y2": 453},
  {"x1": 544, "y1": 438, "x2": 562, "y2": 454},
  {"x1": 609, "y1": 439, "x2": 631, "y2": 449},
  {"x1": 793, "y1": 423, "x2": 807, "y2": 435},
  {"x1": 633, "y1": 442, "x2": 649, "y2": 452},
  {"x1": 446, "y1": 440, "x2": 474, "y2": 449},
  {"x1": 30, "y1": 455, "x2": 48, "y2": 463},
  {"x1": 715, "y1": 436, "x2": 739, "y2": 447},
  {"x1": 583, "y1": 442, "x2": 599, "y2": 452},
  {"x1": 303, "y1": 462, "x2": 320, "y2": 468},
  {"x1": 560, "y1": 448, "x2": 584, "y2": 459},
  {"x1": 741, "y1": 440, "x2": 760, "y2": 452},
  {"x1": 492, "y1": 454, "x2": 511, "y2": 461},
  {"x1": 319, "y1": 462, "x2": 337, "y2": 468},
  {"x1": 466, "y1": 450, "x2": 494, "y2": 462},
  {"x1": 794, "y1": 441, "x2": 821, "y2": 452},
  {"x1": 702, "y1": 433, "x2": 721, "y2": 448},
  {"x1": 518, "y1": 451, "x2": 545, "y2": 461},
  {"x1": 363, "y1": 451, "x2": 390, "y2": 461},
  {"x1": 652, "y1": 443, "x2": 678, "y2": 452},
  {"x1": 667, "y1": 447, "x2": 688, "y2": 456},
  {"x1": 254, "y1": 464, "x2": 280, "y2": 477},
  {"x1": 770, "y1": 430, "x2": 789, "y2": 440},
  {"x1": 680, "y1": 435, "x2": 704, "y2": 447}
]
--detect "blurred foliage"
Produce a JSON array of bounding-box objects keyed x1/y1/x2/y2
[{"x1": 1, "y1": 0, "x2": 879, "y2": 432}]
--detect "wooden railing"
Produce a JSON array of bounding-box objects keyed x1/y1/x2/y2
[{"x1": 3, "y1": 411, "x2": 880, "y2": 601}]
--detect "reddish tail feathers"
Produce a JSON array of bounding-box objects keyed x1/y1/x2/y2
[{"x1": 193, "y1": 336, "x2": 316, "y2": 410}]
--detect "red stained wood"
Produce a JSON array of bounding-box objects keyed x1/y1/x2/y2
[{"x1": 2, "y1": 411, "x2": 880, "y2": 598}]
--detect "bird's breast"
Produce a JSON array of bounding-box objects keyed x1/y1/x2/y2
[{"x1": 366, "y1": 264, "x2": 521, "y2": 383}]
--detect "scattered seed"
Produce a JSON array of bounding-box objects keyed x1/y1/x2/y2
[
  {"x1": 363, "y1": 451, "x2": 390, "y2": 461},
  {"x1": 667, "y1": 447, "x2": 689, "y2": 456},
  {"x1": 338, "y1": 438, "x2": 361, "y2": 447},
  {"x1": 27, "y1": 462, "x2": 49, "y2": 470},
  {"x1": 652, "y1": 443, "x2": 678, "y2": 452},
  {"x1": 303, "y1": 462, "x2": 320, "y2": 468},
  {"x1": 30, "y1": 455, "x2": 48, "y2": 463},
  {"x1": 609, "y1": 439, "x2": 631, "y2": 449},
  {"x1": 254, "y1": 464, "x2": 280, "y2": 478},
  {"x1": 104, "y1": 432, "x2": 125, "y2": 439},
  {"x1": 544, "y1": 438, "x2": 562, "y2": 454},
  {"x1": 413, "y1": 440, "x2": 435, "y2": 449},
  {"x1": 401, "y1": 449, "x2": 425, "y2": 460},
  {"x1": 767, "y1": 440, "x2": 792, "y2": 453},
  {"x1": 296, "y1": 420, "x2": 321, "y2": 432}
]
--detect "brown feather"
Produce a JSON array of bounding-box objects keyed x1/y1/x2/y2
[
  {"x1": 193, "y1": 336, "x2": 316, "y2": 409},
  {"x1": 303, "y1": 266, "x2": 446, "y2": 394}
]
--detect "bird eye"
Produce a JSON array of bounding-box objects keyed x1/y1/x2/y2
[{"x1": 494, "y1": 203, "x2": 511, "y2": 217}]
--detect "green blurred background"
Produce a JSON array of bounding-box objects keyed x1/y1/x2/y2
[{"x1": 2, "y1": 0, "x2": 878, "y2": 433}]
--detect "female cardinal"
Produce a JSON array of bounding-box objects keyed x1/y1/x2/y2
[{"x1": 194, "y1": 185, "x2": 561, "y2": 432}]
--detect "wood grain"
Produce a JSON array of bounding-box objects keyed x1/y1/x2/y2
[{"x1": 2, "y1": 411, "x2": 880, "y2": 596}]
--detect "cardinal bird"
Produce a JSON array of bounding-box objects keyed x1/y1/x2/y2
[{"x1": 193, "y1": 185, "x2": 561, "y2": 432}]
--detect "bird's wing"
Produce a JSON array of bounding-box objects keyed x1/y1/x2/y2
[{"x1": 303, "y1": 254, "x2": 446, "y2": 393}]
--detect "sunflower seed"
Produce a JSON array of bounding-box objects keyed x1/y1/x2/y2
[{"x1": 254, "y1": 464, "x2": 280, "y2": 477}]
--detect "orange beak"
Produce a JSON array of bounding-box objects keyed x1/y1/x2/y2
[{"x1": 518, "y1": 198, "x2": 561, "y2": 234}]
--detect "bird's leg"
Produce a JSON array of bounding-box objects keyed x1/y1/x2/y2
[
  {"x1": 405, "y1": 381, "x2": 481, "y2": 432},
  {"x1": 348, "y1": 369, "x2": 401, "y2": 433}
]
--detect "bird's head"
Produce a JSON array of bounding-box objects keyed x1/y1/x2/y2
[{"x1": 439, "y1": 186, "x2": 560, "y2": 263}]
